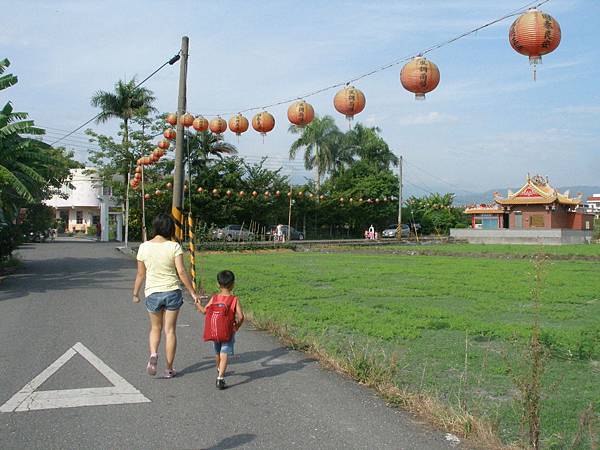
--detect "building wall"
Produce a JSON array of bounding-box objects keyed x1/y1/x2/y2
[
  {"x1": 450, "y1": 228, "x2": 594, "y2": 245},
  {"x1": 54, "y1": 207, "x2": 99, "y2": 233},
  {"x1": 507, "y1": 204, "x2": 584, "y2": 230},
  {"x1": 45, "y1": 168, "x2": 103, "y2": 209}
]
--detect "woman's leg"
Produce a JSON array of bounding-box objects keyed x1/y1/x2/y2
[
  {"x1": 163, "y1": 309, "x2": 180, "y2": 370},
  {"x1": 148, "y1": 311, "x2": 163, "y2": 355}
]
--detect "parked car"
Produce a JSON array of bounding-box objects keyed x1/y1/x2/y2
[
  {"x1": 211, "y1": 224, "x2": 254, "y2": 241},
  {"x1": 381, "y1": 224, "x2": 409, "y2": 238},
  {"x1": 268, "y1": 224, "x2": 304, "y2": 240}
]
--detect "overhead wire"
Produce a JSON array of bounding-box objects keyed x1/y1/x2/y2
[
  {"x1": 49, "y1": 52, "x2": 181, "y2": 146},
  {"x1": 402, "y1": 157, "x2": 480, "y2": 195}
]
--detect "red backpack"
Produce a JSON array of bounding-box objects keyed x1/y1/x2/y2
[{"x1": 203, "y1": 295, "x2": 237, "y2": 342}]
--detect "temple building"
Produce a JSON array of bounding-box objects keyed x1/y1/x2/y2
[{"x1": 452, "y1": 175, "x2": 595, "y2": 244}]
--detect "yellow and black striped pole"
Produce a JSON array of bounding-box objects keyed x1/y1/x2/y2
[{"x1": 187, "y1": 212, "x2": 197, "y2": 291}]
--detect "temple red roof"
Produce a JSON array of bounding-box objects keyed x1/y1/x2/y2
[{"x1": 494, "y1": 175, "x2": 581, "y2": 206}]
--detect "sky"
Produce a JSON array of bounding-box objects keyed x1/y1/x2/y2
[{"x1": 4, "y1": 0, "x2": 599, "y2": 199}]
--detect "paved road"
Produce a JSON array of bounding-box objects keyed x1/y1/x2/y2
[{"x1": 0, "y1": 240, "x2": 457, "y2": 449}]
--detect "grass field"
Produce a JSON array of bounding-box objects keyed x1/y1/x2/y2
[
  {"x1": 331, "y1": 242, "x2": 600, "y2": 258},
  {"x1": 195, "y1": 247, "x2": 600, "y2": 448}
]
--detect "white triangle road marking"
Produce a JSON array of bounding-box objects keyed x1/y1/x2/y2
[{"x1": 0, "y1": 342, "x2": 150, "y2": 412}]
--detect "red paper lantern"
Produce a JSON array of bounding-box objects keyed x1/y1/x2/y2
[
  {"x1": 130, "y1": 180, "x2": 137, "y2": 188},
  {"x1": 298, "y1": 191, "x2": 304, "y2": 197},
  {"x1": 239, "y1": 191, "x2": 245, "y2": 197},
  {"x1": 228, "y1": 114, "x2": 249, "y2": 136},
  {"x1": 158, "y1": 140, "x2": 170, "y2": 150},
  {"x1": 287, "y1": 100, "x2": 314, "y2": 127},
  {"x1": 143, "y1": 156, "x2": 152, "y2": 165},
  {"x1": 209, "y1": 116, "x2": 227, "y2": 134},
  {"x1": 333, "y1": 86, "x2": 366, "y2": 120},
  {"x1": 163, "y1": 128, "x2": 176, "y2": 140},
  {"x1": 155, "y1": 190, "x2": 161, "y2": 196},
  {"x1": 252, "y1": 111, "x2": 275, "y2": 136},
  {"x1": 197, "y1": 187, "x2": 204, "y2": 193},
  {"x1": 135, "y1": 166, "x2": 141, "y2": 174},
  {"x1": 252, "y1": 191, "x2": 258, "y2": 198},
  {"x1": 287, "y1": 192, "x2": 292, "y2": 198},
  {"x1": 319, "y1": 194, "x2": 325, "y2": 200},
  {"x1": 181, "y1": 113, "x2": 194, "y2": 127},
  {"x1": 153, "y1": 149, "x2": 162, "y2": 158},
  {"x1": 144, "y1": 193, "x2": 151, "y2": 200},
  {"x1": 192, "y1": 116, "x2": 209, "y2": 132},
  {"x1": 275, "y1": 190, "x2": 281, "y2": 198},
  {"x1": 166, "y1": 182, "x2": 173, "y2": 189},
  {"x1": 264, "y1": 191, "x2": 270, "y2": 198},
  {"x1": 509, "y1": 8, "x2": 561, "y2": 80},
  {"x1": 166, "y1": 113, "x2": 177, "y2": 126},
  {"x1": 136, "y1": 157, "x2": 143, "y2": 166},
  {"x1": 226, "y1": 190, "x2": 232, "y2": 198},
  {"x1": 400, "y1": 56, "x2": 440, "y2": 100},
  {"x1": 212, "y1": 188, "x2": 219, "y2": 196}
]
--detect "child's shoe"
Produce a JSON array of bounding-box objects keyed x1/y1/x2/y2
[{"x1": 216, "y1": 377, "x2": 226, "y2": 390}]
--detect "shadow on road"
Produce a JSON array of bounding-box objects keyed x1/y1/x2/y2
[
  {"x1": 228, "y1": 347, "x2": 315, "y2": 388},
  {"x1": 0, "y1": 254, "x2": 133, "y2": 302},
  {"x1": 202, "y1": 433, "x2": 256, "y2": 449}
]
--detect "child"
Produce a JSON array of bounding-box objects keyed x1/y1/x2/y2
[{"x1": 197, "y1": 270, "x2": 244, "y2": 390}]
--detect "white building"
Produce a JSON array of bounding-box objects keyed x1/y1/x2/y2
[
  {"x1": 579, "y1": 194, "x2": 600, "y2": 219},
  {"x1": 45, "y1": 168, "x2": 123, "y2": 242}
]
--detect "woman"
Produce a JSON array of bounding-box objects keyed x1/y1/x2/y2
[{"x1": 132, "y1": 214, "x2": 200, "y2": 378}]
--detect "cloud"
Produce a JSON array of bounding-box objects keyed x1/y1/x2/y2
[{"x1": 397, "y1": 111, "x2": 458, "y2": 126}]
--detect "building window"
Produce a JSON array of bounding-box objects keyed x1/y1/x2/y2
[
  {"x1": 76, "y1": 211, "x2": 83, "y2": 224},
  {"x1": 530, "y1": 215, "x2": 545, "y2": 227}
]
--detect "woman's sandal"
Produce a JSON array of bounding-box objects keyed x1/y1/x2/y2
[
  {"x1": 164, "y1": 369, "x2": 176, "y2": 379},
  {"x1": 146, "y1": 354, "x2": 158, "y2": 376}
]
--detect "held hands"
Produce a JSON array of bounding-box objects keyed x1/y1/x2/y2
[{"x1": 192, "y1": 292, "x2": 206, "y2": 313}]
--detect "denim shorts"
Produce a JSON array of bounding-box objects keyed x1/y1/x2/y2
[
  {"x1": 213, "y1": 334, "x2": 235, "y2": 356},
  {"x1": 145, "y1": 289, "x2": 183, "y2": 313}
]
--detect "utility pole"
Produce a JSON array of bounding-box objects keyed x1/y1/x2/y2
[
  {"x1": 397, "y1": 155, "x2": 403, "y2": 240},
  {"x1": 171, "y1": 36, "x2": 189, "y2": 241},
  {"x1": 124, "y1": 169, "x2": 130, "y2": 247}
]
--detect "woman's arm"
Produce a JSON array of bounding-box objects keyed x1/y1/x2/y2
[
  {"x1": 174, "y1": 254, "x2": 200, "y2": 303},
  {"x1": 132, "y1": 261, "x2": 146, "y2": 303}
]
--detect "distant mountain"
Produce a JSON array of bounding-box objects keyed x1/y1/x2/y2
[{"x1": 453, "y1": 186, "x2": 600, "y2": 206}]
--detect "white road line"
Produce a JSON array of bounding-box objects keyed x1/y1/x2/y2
[{"x1": 0, "y1": 342, "x2": 150, "y2": 412}]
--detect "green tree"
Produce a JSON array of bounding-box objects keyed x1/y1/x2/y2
[
  {"x1": 185, "y1": 130, "x2": 237, "y2": 180},
  {"x1": 289, "y1": 115, "x2": 342, "y2": 194},
  {"x1": 0, "y1": 58, "x2": 80, "y2": 258},
  {"x1": 342, "y1": 123, "x2": 398, "y2": 171},
  {"x1": 90, "y1": 78, "x2": 156, "y2": 178},
  {"x1": 0, "y1": 59, "x2": 79, "y2": 220}
]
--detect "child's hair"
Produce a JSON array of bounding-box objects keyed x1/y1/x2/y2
[
  {"x1": 217, "y1": 270, "x2": 235, "y2": 289},
  {"x1": 152, "y1": 213, "x2": 174, "y2": 239}
]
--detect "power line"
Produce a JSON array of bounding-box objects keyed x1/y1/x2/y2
[
  {"x1": 49, "y1": 52, "x2": 181, "y2": 146},
  {"x1": 195, "y1": 0, "x2": 552, "y2": 116},
  {"x1": 403, "y1": 157, "x2": 479, "y2": 195}
]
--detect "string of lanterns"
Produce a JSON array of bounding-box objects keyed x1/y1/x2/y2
[
  {"x1": 131, "y1": 5, "x2": 561, "y2": 191},
  {"x1": 144, "y1": 183, "x2": 398, "y2": 205}
]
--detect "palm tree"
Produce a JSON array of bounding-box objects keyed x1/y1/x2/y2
[
  {"x1": 288, "y1": 115, "x2": 341, "y2": 194},
  {"x1": 1, "y1": 58, "x2": 79, "y2": 236},
  {"x1": 185, "y1": 131, "x2": 237, "y2": 179},
  {"x1": 343, "y1": 123, "x2": 398, "y2": 171},
  {"x1": 90, "y1": 78, "x2": 156, "y2": 168}
]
